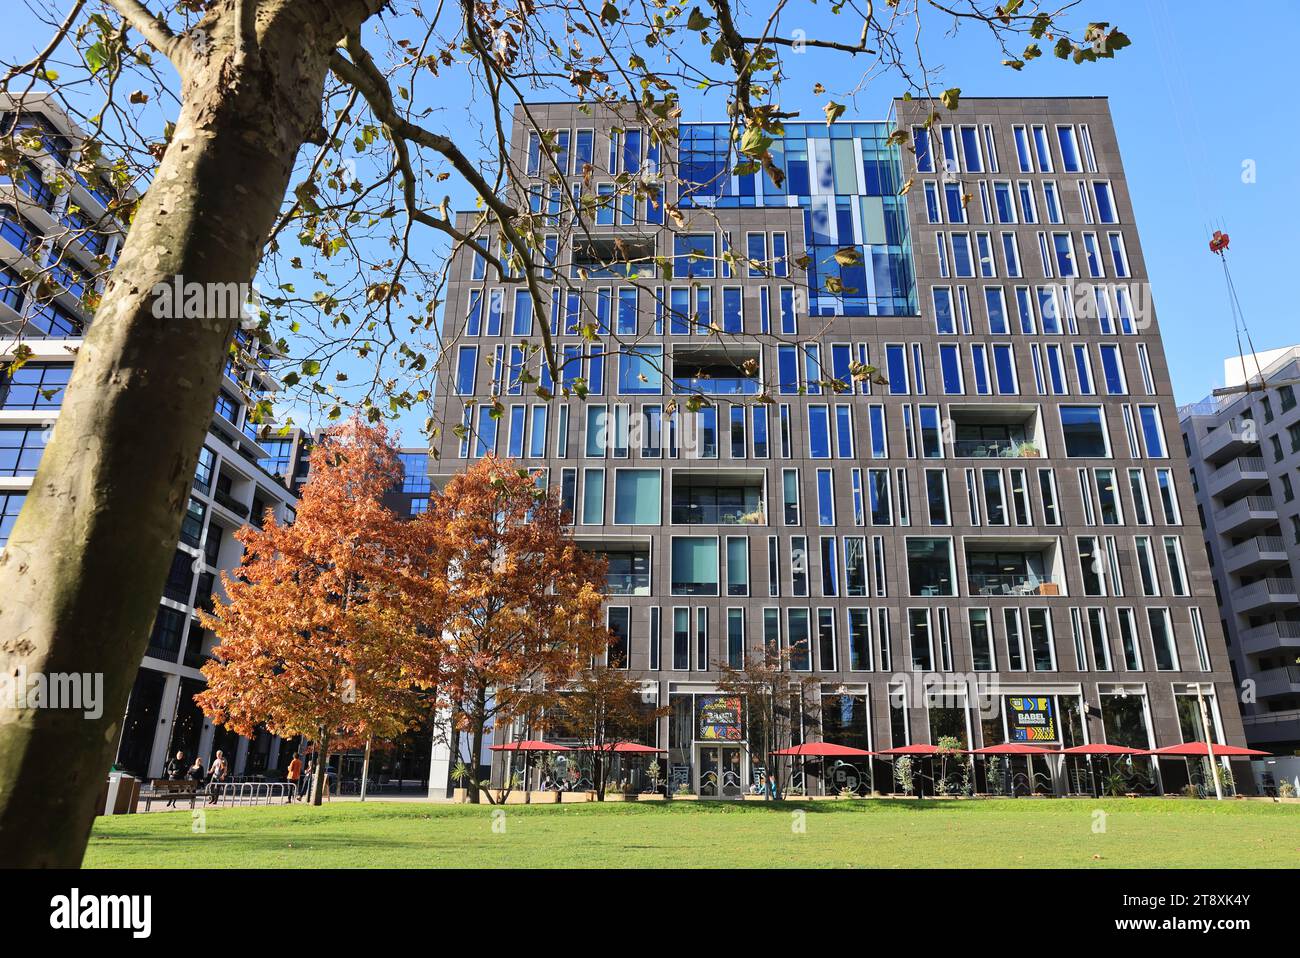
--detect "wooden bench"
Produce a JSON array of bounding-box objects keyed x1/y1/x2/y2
[{"x1": 143, "y1": 779, "x2": 200, "y2": 810}]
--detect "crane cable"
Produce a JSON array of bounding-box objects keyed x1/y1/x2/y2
[{"x1": 1210, "y1": 231, "x2": 1264, "y2": 393}]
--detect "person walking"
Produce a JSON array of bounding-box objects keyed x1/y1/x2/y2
[
  {"x1": 286, "y1": 754, "x2": 303, "y2": 802},
  {"x1": 163, "y1": 751, "x2": 185, "y2": 808},
  {"x1": 207, "y1": 750, "x2": 228, "y2": 805},
  {"x1": 299, "y1": 759, "x2": 314, "y2": 800}
]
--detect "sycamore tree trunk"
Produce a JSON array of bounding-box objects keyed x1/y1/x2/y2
[
  {"x1": 0, "y1": 0, "x2": 384, "y2": 867},
  {"x1": 309, "y1": 726, "x2": 331, "y2": 807},
  {"x1": 467, "y1": 685, "x2": 488, "y2": 804}
]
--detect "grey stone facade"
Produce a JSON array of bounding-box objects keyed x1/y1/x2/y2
[{"x1": 424, "y1": 97, "x2": 1248, "y2": 796}]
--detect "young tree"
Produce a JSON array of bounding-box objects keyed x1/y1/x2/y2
[
  {"x1": 196, "y1": 419, "x2": 444, "y2": 805},
  {"x1": 553, "y1": 666, "x2": 667, "y2": 801},
  {"x1": 0, "y1": 0, "x2": 1129, "y2": 864},
  {"x1": 716, "y1": 646, "x2": 820, "y2": 800},
  {"x1": 428, "y1": 455, "x2": 608, "y2": 803}
]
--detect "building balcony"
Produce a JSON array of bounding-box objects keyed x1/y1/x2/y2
[
  {"x1": 211, "y1": 487, "x2": 250, "y2": 520},
  {"x1": 948, "y1": 404, "x2": 1044, "y2": 459},
  {"x1": 967, "y1": 572, "x2": 1065, "y2": 597},
  {"x1": 1233, "y1": 577, "x2": 1300, "y2": 614},
  {"x1": 670, "y1": 469, "x2": 766, "y2": 526},
  {"x1": 1200, "y1": 421, "x2": 1257, "y2": 465},
  {"x1": 1216, "y1": 495, "x2": 1278, "y2": 535},
  {"x1": 576, "y1": 537, "x2": 651, "y2": 597},
  {"x1": 1222, "y1": 535, "x2": 1290, "y2": 575},
  {"x1": 1253, "y1": 666, "x2": 1300, "y2": 701},
  {"x1": 1206, "y1": 456, "x2": 1269, "y2": 499},
  {"x1": 1239, "y1": 620, "x2": 1300, "y2": 657},
  {"x1": 963, "y1": 535, "x2": 1067, "y2": 598},
  {"x1": 1241, "y1": 710, "x2": 1300, "y2": 749}
]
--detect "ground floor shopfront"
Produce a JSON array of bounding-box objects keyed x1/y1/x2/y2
[{"x1": 475, "y1": 677, "x2": 1253, "y2": 798}]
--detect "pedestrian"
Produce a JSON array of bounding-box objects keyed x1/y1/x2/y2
[
  {"x1": 299, "y1": 759, "x2": 314, "y2": 799},
  {"x1": 187, "y1": 756, "x2": 206, "y2": 785},
  {"x1": 163, "y1": 751, "x2": 185, "y2": 808},
  {"x1": 207, "y1": 750, "x2": 228, "y2": 805},
  {"x1": 286, "y1": 753, "x2": 303, "y2": 802}
]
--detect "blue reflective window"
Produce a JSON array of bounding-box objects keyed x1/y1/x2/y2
[
  {"x1": 511, "y1": 289, "x2": 533, "y2": 335},
  {"x1": 616, "y1": 287, "x2": 637, "y2": 335},
  {"x1": 454, "y1": 346, "x2": 477, "y2": 395},
  {"x1": 808, "y1": 406, "x2": 831, "y2": 459},
  {"x1": 1100, "y1": 344, "x2": 1125, "y2": 395},
  {"x1": 1139, "y1": 406, "x2": 1165, "y2": 457},
  {"x1": 618, "y1": 346, "x2": 662, "y2": 394},
  {"x1": 674, "y1": 234, "x2": 716, "y2": 278},
  {"x1": 817, "y1": 469, "x2": 835, "y2": 525},
  {"x1": 940, "y1": 344, "x2": 963, "y2": 395},
  {"x1": 992, "y1": 344, "x2": 1017, "y2": 394},
  {"x1": 885, "y1": 344, "x2": 908, "y2": 395},
  {"x1": 985, "y1": 287, "x2": 1008, "y2": 334},
  {"x1": 777, "y1": 345, "x2": 800, "y2": 395}
]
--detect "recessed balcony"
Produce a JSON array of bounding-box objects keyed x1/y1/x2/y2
[
  {"x1": 1206, "y1": 456, "x2": 1269, "y2": 499},
  {"x1": 964, "y1": 535, "x2": 1066, "y2": 597},
  {"x1": 948, "y1": 404, "x2": 1045, "y2": 459},
  {"x1": 576, "y1": 537, "x2": 651, "y2": 596},
  {"x1": 670, "y1": 345, "x2": 761, "y2": 396},
  {"x1": 670, "y1": 469, "x2": 766, "y2": 525}
]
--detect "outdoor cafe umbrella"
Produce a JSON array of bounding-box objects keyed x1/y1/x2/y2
[
  {"x1": 574, "y1": 742, "x2": 666, "y2": 794},
  {"x1": 1061, "y1": 743, "x2": 1146, "y2": 797},
  {"x1": 1151, "y1": 742, "x2": 1270, "y2": 799},
  {"x1": 488, "y1": 741, "x2": 571, "y2": 798},
  {"x1": 772, "y1": 743, "x2": 874, "y2": 757},
  {"x1": 774, "y1": 743, "x2": 875, "y2": 797},
  {"x1": 970, "y1": 743, "x2": 1059, "y2": 796},
  {"x1": 877, "y1": 744, "x2": 967, "y2": 798},
  {"x1": 1150, "y1": 742, "x2": 1270, "y2": 757}
]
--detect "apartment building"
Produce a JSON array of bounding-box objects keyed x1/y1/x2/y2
[
  {"x1": 424, "y1": 96, "x2": 1250, "y2": 796},
  {"x1": 0, "y1": 94, "x2": 303, "y2": 780},
  {"x1": 1180, "y1": 346, "x2": 1300, "y2": 758}
]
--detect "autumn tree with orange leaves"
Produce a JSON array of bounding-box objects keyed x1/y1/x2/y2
[
  {"x1": 431, "y1": 456, "x2": 609, "y2": 804},
  {"x1": 197, "y1": 420, "x2": 444, "y2": 805}
]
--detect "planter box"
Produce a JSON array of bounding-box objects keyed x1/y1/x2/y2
[
  {"x1": 451, "y1": 788, "x2": 468, "y2": 803},
  {"x1": 560, "y1": 790, "x2": 594, "y2": 803},
  {"x1": 525, "y1": 790, "x2": 561, "y2": 804}
]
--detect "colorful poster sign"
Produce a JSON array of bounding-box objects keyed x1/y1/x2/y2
[
  {"x1": 698, "y1": 695, "x2": 743, "y2": 740},
  {"x1": 1005, "y1": 695, "x2": 1058, "y2": 743}
]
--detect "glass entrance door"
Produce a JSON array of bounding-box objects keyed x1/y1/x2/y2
[{"x1": 696, "y1": 743, "x2": 745, "y2": 797}]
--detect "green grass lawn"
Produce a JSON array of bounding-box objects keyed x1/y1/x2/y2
[{"x1": 83, "y1": 798, "x2": 1299, "y2": 868}]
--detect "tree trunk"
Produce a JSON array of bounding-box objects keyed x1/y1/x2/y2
[
  {"x1": 0, "y1": 0, "x2": 383, "y2": 867},
  {"x1": 467, "y1": 686, "x2": 487, "y2": 804},
  {"x1": 360, "y1": 733, "x2": 372, "y2": 801},
  {"x1": 310, "y1": 727, "x2": 330, "y2": 807}
]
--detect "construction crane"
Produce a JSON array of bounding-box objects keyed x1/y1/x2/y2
[{"x1": 1207, "y1": 230, "x2": 1300, "y2": 398}]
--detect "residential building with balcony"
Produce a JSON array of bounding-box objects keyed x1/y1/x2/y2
[
  {"x1": 0, "y1": 93, "x2": 303, "y2": 782},
  {"x1": 427, "y1": 97, "x2": 1249, "y2": 797},
  {"x1": 1180, "y1": 345, "x2": 1300, "y2": 755}
]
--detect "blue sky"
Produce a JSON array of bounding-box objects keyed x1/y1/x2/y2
[{"x1": 8, "y1": 0, "x2": 1299, "y2": 421}]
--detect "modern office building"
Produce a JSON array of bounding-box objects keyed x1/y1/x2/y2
[
  {"x1": 0, "y1": 93, "x2": 303, "y2": 780},
  {"x1": 1180, "y1": 346, "x2": 1300, "y2": 757},
  {"x1": 424, "y1": 96, "x2": 1251, "y2": 796}
]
